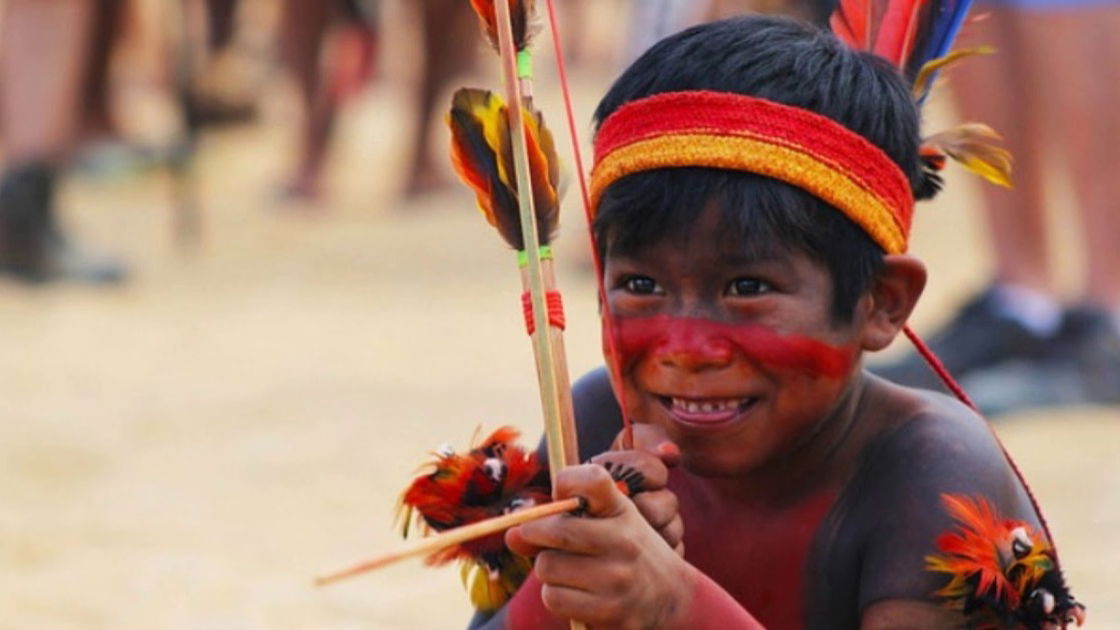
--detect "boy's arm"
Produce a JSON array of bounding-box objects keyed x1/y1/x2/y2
[{"x1": 844, "y1": 401, "x2": 1073, "y2": 628}]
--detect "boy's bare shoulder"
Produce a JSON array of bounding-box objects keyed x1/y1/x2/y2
[
  {"x1": 868, "y1": 379, "x2": 1020, "y2": 489},
  {"x1": 836, "y1": 377, "x2": 1042, "y2": 611},
  {"x1": 854, "y1": 376, "x2": 1033, "y2": 519}
]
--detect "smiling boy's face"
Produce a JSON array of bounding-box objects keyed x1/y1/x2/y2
[{"x1": 603, "y1": 206, "x2": 872, "y2": 478}]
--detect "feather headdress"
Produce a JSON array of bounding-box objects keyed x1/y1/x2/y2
[{"x1": 830, "y1": 0, "x2": 1012, "y2": 188}]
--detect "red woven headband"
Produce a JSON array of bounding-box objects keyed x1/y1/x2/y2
[{"x1": 590, "y1": 91, "x2": 915, "y2": 254}]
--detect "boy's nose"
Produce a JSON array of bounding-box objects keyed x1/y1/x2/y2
[{"x1": 653, "y1": 321, "x2": 735, "y2": 372}]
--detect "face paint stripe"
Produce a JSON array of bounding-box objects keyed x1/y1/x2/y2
[{"x1": 613, "y1": 315, "x2": 856, "y2": 379}]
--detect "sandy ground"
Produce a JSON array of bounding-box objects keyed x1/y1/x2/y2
[{"x1": 1, "y1": 51, "x2": 1118, "y2": 629}]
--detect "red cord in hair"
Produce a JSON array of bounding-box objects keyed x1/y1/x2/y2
[
  {"x1": 904, "y1": 324, "x2": 1057, "y2": 557},
  {"x1": 522, "y1": 291, "x2": 566, "y2": 335}
]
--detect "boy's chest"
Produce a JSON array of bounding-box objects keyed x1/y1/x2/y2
[{"x1": 672, "y1": 476, "x2": 840, "y2": 630}]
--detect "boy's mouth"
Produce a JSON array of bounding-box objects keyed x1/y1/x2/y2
[{"x1": 658, "y1": 395, "x2": 759, "y2": 426}]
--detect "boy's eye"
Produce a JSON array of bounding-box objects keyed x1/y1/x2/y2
[
  {"x1": 623, "y1": 275, "x2": 662, "y2": 295},
  {"x1": 727, "y1": 278, "x2": 771, "y2": 296}
]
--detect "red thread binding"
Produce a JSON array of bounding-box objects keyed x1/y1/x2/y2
[{"x1": 522, "y1": 290, "x2": 566, "y2": 335}]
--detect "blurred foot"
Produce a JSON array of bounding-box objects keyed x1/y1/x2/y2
[
  {"x1": 276, "y1": 176, "x2": 324, "y2": 204},
  {"x1": 961, "y1": 305, "x2": 1120, "y2": 416},
  {"x1": 873, "y1": 285, "x2": 1061, "y2": 391},
  {"x1": 0, "y1": 162, "x2": 127, "y2": 285}
]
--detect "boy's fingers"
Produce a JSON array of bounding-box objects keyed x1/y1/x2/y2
[
  {"x1": 504, "y1": 524, "x2": 543, "y2": 558},
  {"x1": 540, "y1": 584, "x2": 618, "y2": 626},
  {"x1": 633, "y1": 489, "x2": 679, "y2": 531},
  {"x1": 633, "y1": 489, "x2": 684, "y2": 551},
  {"x1": 509, "y1": 510, "x2": 620, "y2": 556},
  {"x1": 589, "y1": 450, "x2": 669, "y2": 489},
  {"x1": 612, "y1": 424, "x2": 681, "y2": 467},
  {"x1": 660, "y1": 516, "x2": 685, "y2": 554},
  {"x1": 533, "y1": 549, "x2": 631, "y2": 593},
  {"x1": 555, "y1": 464, "x2": 630, "y2": 518}
]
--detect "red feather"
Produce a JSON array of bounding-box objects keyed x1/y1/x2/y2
[
  {"x1": 831, "y1": 0, "x2": 930, "y2": 67},
  {"x1": 468, "y1": 0, "x2": 536, "y2": 51}
]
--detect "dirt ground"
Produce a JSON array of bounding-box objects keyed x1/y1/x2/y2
[{"x1": 2, "y1": 39, "x2": 1117, "y2": 630}]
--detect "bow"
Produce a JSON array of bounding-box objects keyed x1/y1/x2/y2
[{"x1": 316, "y1": 4, "x2": 629, "y2": 626}]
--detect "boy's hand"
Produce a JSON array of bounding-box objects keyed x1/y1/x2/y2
[
  {"x1": 506, "y1": 464, "x2": 694, "y2": 629},
  {"x1": 593, "y1": 423, "x2": 684, "y2": 555}
]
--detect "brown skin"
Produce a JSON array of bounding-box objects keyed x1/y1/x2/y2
[{"x1": 505, "y1": 208, "x2": 966, "y2": 628}]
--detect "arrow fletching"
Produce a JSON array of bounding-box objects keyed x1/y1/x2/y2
[
  {"x1": 447, "y1": 87, "x2": 561, "y2": 250},
  {"x1": 469, "y1": 0, "x2": 537, "y2": 52}
]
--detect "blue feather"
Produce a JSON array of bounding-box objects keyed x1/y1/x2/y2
[{"x1": 907, "y1": 0, "x2": 975, "y2": 102}]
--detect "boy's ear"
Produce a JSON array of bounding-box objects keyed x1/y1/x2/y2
[{"x1": 859, "y1": 254, "x2": 927, "y2": 351}]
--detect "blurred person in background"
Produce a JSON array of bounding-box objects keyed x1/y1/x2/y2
[
  {"x1": 276, "y1": 0, "x2": 477, "y2": 202},
  {"x1": 624, "y1": 0, "x2": 835, "y2": 65},
  {"x1": 0, "y1": 0, "x2": 127, "y2": 284},
  {"x1": 876, "y1": 5, "x2": 1120, "y2": 414},
  {"x1": 276, "y1": 0, "x2": 378, "y2": 202}
]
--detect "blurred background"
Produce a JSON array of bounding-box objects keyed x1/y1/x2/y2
[{"x1": 1, "y1": 0, "x2": 1116, "y2": 628}]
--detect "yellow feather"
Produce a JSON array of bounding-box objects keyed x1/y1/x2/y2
[
  {"x1": 923, "y1": 123, "x2": 1013, "y2": 188},
  {"x1": 912, "y1": 46, "x2": 996, "y2": 101}
]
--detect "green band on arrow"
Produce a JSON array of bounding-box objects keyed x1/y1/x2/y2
[
  {"x1": 517, "y1": 245, "x2": 553, "y2": 268},
  {"x1": 517, "y1": 49, "x2": 534, "y2": 80}
]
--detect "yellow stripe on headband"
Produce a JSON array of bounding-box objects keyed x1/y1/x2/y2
[{"x1": 590, "y1": 133, "x2": 908, "y2": 254}]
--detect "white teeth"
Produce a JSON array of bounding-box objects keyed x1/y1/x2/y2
[{"x1": 671, "y1": 397, "x2": 747, "y2": 413}]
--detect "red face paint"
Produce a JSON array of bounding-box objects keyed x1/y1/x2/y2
[{"x1": 608, "y1": 314, "x2": 856, "y2": 379}]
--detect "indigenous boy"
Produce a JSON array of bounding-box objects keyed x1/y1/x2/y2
[{"x1": 474, "y1": 15, "x2": 1080, "y2": 629}]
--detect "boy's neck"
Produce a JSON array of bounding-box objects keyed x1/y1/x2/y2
[{"x1": 690, "y1": 370, "x2": 874, "y2": 507}]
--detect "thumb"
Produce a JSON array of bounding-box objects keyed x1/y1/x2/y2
[{"x1": 555, "y1": 464, "x2": 630, "y2": 518}]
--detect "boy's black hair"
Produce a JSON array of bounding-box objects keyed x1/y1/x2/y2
[{"x1": 592, "y1": 16, "x2": 925, "y2": 324}]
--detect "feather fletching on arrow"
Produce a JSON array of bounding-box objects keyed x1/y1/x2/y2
[
  {"x1": 922, "y1": 123, "x2": 1012, "y2": 188},
  {"x1": 447, "y1": 88, "x2": 560, "y2": 250},
  {"x1": 469, "y1": 0, "x2": 537, "y2": 52}
]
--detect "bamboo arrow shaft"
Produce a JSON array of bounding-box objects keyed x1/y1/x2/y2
[{"x1": 315, "y1": 497, "x2": 582, "y2": 586}]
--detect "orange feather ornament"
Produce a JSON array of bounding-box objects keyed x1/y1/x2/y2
[
  {"x1": 397, "y1": 427, "x2": 550, "y2": 610},
  {"x1": 925, "y1": 494, "x2": 1085, "y2": 629}
]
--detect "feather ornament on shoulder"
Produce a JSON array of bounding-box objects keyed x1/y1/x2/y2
[{"x1": 925, "y1": 494, "x2": 1085, "y2": 629}]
